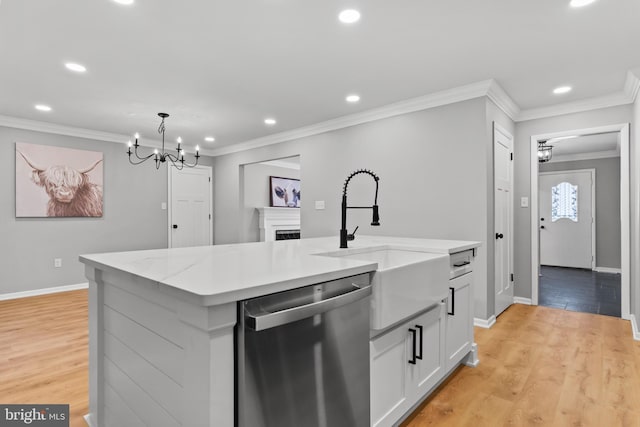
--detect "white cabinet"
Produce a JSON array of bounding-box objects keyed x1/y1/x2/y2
[
  {"x1": 370, "y1": 303, "x2": 445, "y2": 427},
  {"x1": 445, "y1": 272, "x2": 473, "y2": 372}
]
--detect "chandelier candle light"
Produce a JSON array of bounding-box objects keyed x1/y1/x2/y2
[{"x1": 127, "y1": 113, "x2": 200, "y2": 170}]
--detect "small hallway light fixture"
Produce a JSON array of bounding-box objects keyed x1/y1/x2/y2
[
  {"x1": 127, "y1": 113, "x2": 200, "y2": 170},
  {"x1": 537, "y1": 140, "x2": 553, "y2": 163}
]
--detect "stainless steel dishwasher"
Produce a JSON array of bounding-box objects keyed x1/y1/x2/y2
[{"x1": 236, "y1": 273, "x2": 372, "y2": 427}]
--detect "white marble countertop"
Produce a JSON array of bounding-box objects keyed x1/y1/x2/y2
[{"x1": 79, "y1": 235, "x2": 480, "y2": 306}]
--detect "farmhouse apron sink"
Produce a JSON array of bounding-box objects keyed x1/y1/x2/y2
[{"x1": 320, "y1": 247, "x2": 449, "y2": 330}]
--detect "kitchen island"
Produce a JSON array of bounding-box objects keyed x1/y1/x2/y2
[{"x1": 80, "y1": 236, "x2": 480, "y2": 427}]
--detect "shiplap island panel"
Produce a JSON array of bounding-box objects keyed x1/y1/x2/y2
[{"x1": 80, "y1": 236, "x2": 480, "y2": 427}]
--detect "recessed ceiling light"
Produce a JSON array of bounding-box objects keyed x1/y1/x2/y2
[
  {"x1": 35, "y1": 104, "x2": 52, "y2": 112},
  {"x1": 65, "y1": 62, "x2": 87, "y2": 73},
  {"x1": 346, "y1": 94, "x2": 360, "y2": 103},
  {"x1": 339, "y1": 9, "x2": 361, "y2": 24},
  {"x1": 205, "y1": 136, "x2": 215, "y2": 142},
  {"x1": 570, "y1": 0, "x2": 597, "y2": 7},
  {"x1": 553, "y1": 86, "x2": 572, "y2": 95},
  {"x1": 113, "y1": 0, "x2": 134, "y2": 5},
  {"x1": 264, "y1": 118, "x2": 276, "y2": 125}
]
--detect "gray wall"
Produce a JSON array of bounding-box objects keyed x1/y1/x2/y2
[
  {"x1": 0, "y1": 126, "x2": 214, "y2": 295},
  {"x1": 241, "y1": 162, "x2": 300, "y2": 243},
  {"x1": 513, "y1": 105, "x2": 633, "y2": 300},
  {"x1": 539, "y1": 157, "x2": 621, "y2": 269},
  {"x1": 214, "y1": 97, "x2": 514, "y2": 321}
]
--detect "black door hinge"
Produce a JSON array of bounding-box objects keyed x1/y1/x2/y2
[{"x1": 510, "y1": 273, "x2": 514, "y2": 282}]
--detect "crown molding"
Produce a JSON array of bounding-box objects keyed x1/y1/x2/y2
[
  {"x1": 517, "y1": 71, "x2": 640, "y2": 122},
  {"x1": 0, "y1": 114, "x2": 221, "y2": 155},
  {"x1": 208, "y1": 80, "x2": 497, "y2": 156},
  {"x1": 624, "y1": 69, "x2": 640, "y2": 102},
  {"x1": 0, "y1": 114, "x2": 130, "y2": 144},
  {"x1": 3, "y1": 69, "x2": 636, "y2": 157},
  {"x1": 486, "y1": 79, "x2": 521, "y2": 119},
  {"x1": 516, "y1": 92, "x2": 632, "y2": 122}
]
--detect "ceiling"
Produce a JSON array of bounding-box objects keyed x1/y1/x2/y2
[
  {"x1": 1, "y1": 0, "x2": 639, "y2": 154},
  {"x1": 546, "y1": 132, "x2": 619, "y2": 162}
]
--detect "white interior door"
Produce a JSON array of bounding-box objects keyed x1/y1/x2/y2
[
  {"x1": 494, "y1": 123, "x2": 513, "y2": 317},
  {"x1": 539, "y1": 170, "x2": 594, "y2": 269},
  {"x1": 169, "y1": 166, "x2": 212, "y2": 248}
]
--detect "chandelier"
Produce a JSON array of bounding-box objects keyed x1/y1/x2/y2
[
  {"x1": 127, "y1": 113, "x2": 200, "y2": 170},
  {"x1": 537, "y1": 140, "x2": 553, "y2": 163}
]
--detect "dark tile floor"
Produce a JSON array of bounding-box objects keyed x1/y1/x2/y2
[{"x1": 539, "y1": 265, "x2": 621, "y2": 317}]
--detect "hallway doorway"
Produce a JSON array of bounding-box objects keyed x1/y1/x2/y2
[
  {"x1": 530, "y1": 123, "x2": 630, "y2": 319},
  {"x1": 539, "y1": 266, "x2": 621, "y2": 317}
]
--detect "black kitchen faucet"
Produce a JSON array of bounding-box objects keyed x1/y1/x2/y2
[{"x1": 340, "y1": 169, "x2": 380, "y2": 248}]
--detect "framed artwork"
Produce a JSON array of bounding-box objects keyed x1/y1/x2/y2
[
  {"x1": 15, "y1": 142, "x2": 104, "y2": 217},
  {"x1": 269, "y1": 176, "x2": 301, "y2": 208}
]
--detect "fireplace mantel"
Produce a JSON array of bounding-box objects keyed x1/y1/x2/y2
[{"x1": 256, "y1": 207, "x2": 301, "y2": 242}]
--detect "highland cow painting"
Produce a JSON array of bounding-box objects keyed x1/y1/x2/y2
[
  {"x1": 269, "y1": 176, "x2": 300, "y2": 208},
  {"x1": 16, "y1": 142, "x2": 104, "y2": 217}
]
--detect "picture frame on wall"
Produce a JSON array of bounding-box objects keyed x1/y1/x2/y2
[
  {"x1": 269, "y1": 176, "x2": 301, "y2": 208},
  {"x1": 15, "y1": 142, "x2": 104, "y2": 218}
]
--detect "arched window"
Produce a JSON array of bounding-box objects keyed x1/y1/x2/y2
[{"x1": 551, "y1": 182, "x2": 578, "y2": 222}]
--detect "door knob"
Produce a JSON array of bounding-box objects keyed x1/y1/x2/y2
[
  {"x1": 495, "y1": 233, "x2": 504, "y2": 239},
  {"x1": 540, "y1": 225, "x2": 545, "y2": 229},
  {"x1": 540, "y1": 218, "x2": 545, "y2": 221},
  {"x1": 172, "y1": 224, "x2": 178, "y2": 229}
]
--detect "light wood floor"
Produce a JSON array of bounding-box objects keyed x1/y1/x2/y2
[
  {"x1": 403, "y1": 304, "x2": 640, "y2": 427},
  {"x1": 2, "y1": 291, "x2": 639, "y2": 427},
  {"x1": 0, "y1": 290, "x2": 88, "y2": 427}
]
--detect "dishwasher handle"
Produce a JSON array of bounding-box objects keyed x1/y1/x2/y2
[{"x1": 245, "y1": 285, "x2": 372, "y2": 331}]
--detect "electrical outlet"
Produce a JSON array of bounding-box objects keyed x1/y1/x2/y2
[
  {"x1": 54, "y1": 258, "x2": 62, "y2": 268},
  {"x1": 315, "y1": 200, "x2": 325, "y2": 210}
]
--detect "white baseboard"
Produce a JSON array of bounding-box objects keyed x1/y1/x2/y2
[
  {"x1": 474, "y1": 315, "x2": 496, "y2": 329},
  {"x1": 84, "y1": 414, "x2": 95, "y2": 427},
  {"x1": 0, "y1": 282, "x2": 88, "y2": 301},
  {"x1": 463, "y1": 343, "x2": 480, "y2": 367},
  {"x1": 594, "y1": 267, "x2": 622, "y2": 274},
  {"x1": 630, "y1": 314, "x2": 640, "y2": 341},
  {"x1": 514, "y1": 297, "x2": 532, "y2": 305}
]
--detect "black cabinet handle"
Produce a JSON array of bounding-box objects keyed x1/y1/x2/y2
[
  {"x1": 453, "y1": 261, "x2": 470, "y2": 267},
  {"x1": 448, "y1": 287, "x2": 455, "y2": 316},
  {"x1": 496, "y1": 233, "x2": 504, "y2": 239},
  {"x1": 540, "y1": 225, "x2": 545, "y2": 229},
  {"x1": 408, "y1": 328, "x2": 417, "y2": 365},
  {"x1": 415, "y1": 325, "x2": 423, "y2": 360},
  {"x1": 172, "y1": 224, "x2": 178, "y2": 229}
]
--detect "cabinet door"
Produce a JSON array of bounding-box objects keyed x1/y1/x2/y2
[
  {"x1": 407, "y1": 303, "x2": 445, "y2": 397},
  {"x1": 370, "y1": 325, "x2": 411, "y2": 427},
  {"x1": 445, "y1": 272, "x2": 473, "y2": 372}
]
